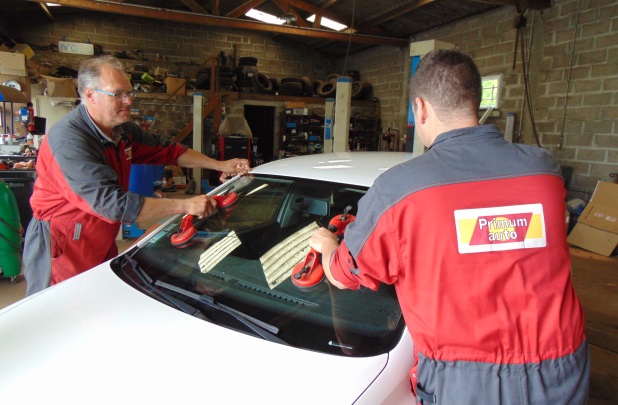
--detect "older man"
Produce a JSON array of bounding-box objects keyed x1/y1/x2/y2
[{"x1": 24, "y1": 55, "x2": 249, "y2": 296}]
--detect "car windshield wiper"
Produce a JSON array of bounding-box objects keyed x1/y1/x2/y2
[
  {"x1": 122, "y1": 255, "x2": 201, "y2": 317},
  {"x1": 121, "y1": 255, "x2": 285, "y2": 344},
  {"x1": 154, "y1": 280, "x2": 286, "y2": 345}
]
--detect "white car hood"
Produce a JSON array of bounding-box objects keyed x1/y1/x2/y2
[{"x1": 0, "y1": 262, "x2": 409, "y2": 404}]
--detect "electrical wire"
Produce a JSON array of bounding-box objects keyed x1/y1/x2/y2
[
  {"x1": 513, "y1": 8, "x2": 541, "y2": 148},
  {"x1": 518, "y1": 14, "x2": 541, "y2": 148},
  {"x1": 341, "y1": 0, "x2": 357, "y2": 76},
  {"x1": 559, "y1": 0, "x2": 582, "y2": 149}
]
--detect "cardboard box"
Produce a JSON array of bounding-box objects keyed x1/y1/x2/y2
[
  {"x1": 11, "y1": 43, "x2": 35, "y2": 60},
  {"x1": 165, "y1": 77, "x2": 186, "y2": 95},
  {"x1": 0, "y1": 51, "x2": 27, "y2": 76},
  {"x1": 41, "y1": 75, "x2": 78, "y2": 97},
  {"x1": 567, "y1": 181, "x2": 618, "y2": 256},
  {"x1": 27, "y1": 60, "x2": 52, "y2": 77}
]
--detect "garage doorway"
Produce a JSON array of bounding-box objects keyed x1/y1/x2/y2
[{"x1": 244, "y1": 105, "x2": 275, "y2": 164}]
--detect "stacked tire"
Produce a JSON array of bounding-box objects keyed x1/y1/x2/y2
[
  {"x1": 193, "y1": 67, "x2": 211, "y2": 90},
  {"x1": 278, "y1": 77, "x2": 313, "y2": 97},
  {"x1": 314, "y1": 73, "x2": 372, "y2": 100},
  {"x1": 235, "y1": 56, "x2": 258, "y2": 93},
  {"x1": 219, "y1": 65, "x2": 234, "y2": 90}
]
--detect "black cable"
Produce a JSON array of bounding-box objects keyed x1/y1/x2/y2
[
  {"x1": 515, "y1": 13, "x2": 541, "y2": 148},
  {"x1": 341, "y1": 0, "x2": 357, "y2": 76},
  {"x1": 519, "y1": 24, "x2": 541, "y2": 147}
]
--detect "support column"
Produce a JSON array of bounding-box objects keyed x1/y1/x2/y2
[
  {"x1": 193, "y1": 92, "x2": 204, "y2": 194},
  {"x1": 333, "y1": 77, "x2": 352, "y2": 153},
  {"x1": 323, "y1": 98, "x2": 335, "y2": 153}
]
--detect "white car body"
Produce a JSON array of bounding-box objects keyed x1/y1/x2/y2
[{"x1": 0, "y1": 152, "x2": 416, "y2": 404}]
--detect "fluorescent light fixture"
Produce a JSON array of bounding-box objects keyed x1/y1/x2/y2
[
  {"x1": 46, "y1": 2, "x2": 61, "y2": 6},
  {"x1": 245, "y1": 9, "x2": 286, "y2": 25},
  {"x1": 307, "y1": 14, "x2": 347, "y2": 31},
  {"x1": 245, "y1": 9, "x2": 347, "y2": 31}
]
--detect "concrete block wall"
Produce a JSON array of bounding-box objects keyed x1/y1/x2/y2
[
  {"x1": 9, "y1": 12, "x2": 337, "y2": 145},
  {"x1": 337, "y1": 0, "x2": 618, "y2": 198},
  {"x1": 336, "y1": 46, "x2": 410, "y2": 152},
  {"x1": 13, "y1": 13, "x2": 336, "y2": 81}
]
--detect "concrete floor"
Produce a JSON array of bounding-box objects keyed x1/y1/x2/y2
[{"x1": 1, "y1": 198, "x2": 616, "y2": 403}]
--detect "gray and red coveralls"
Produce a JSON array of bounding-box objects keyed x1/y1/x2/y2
[
  {"x1": 330, "y1": 125, "x2": 589, "y2": 404},
  {"x1": 23, "y1": 104, "x2": 187, "y2": 296}
]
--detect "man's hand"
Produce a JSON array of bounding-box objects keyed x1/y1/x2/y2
[
  {"x1": 309, "y1": 227, "x2": 347, "y2": 290},
  {"x1": 220, "y1": 158, "x2": 250, "y2": 178},
  {"x1": 183, "y1": 195, "x2": 217, "y2": 219},
  {"x1": 309, "y1": 227, "x2": 339, "y2": 253}
]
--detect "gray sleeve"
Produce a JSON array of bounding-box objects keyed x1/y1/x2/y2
[{"x1": 47, "y1": 121, "x2": 143, "y2": 223}]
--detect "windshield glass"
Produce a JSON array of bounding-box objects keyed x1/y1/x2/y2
[{"x1": 119, "y1": 174, "x2": 405, "y2": 357}]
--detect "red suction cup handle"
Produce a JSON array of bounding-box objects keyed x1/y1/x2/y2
[
  {"x1": 171, "y1": 214, "x2": 197, "y2": 247},
  {"x1": 213, "y1": 191, "x2": 239, "y2": 208},
  {"x1": 291, "y1": 249, "x2": 324, "y2": 288},
  {"x1": 328, "y1": 214, "x2": 356, "y2": 237}
]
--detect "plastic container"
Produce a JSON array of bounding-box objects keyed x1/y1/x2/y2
[
  {"x1": 0, "y1": 179, "x2": 22, "y2": 278},
  {"x1": 129, "y1": 164, "x2": 155, "y2": 197}
]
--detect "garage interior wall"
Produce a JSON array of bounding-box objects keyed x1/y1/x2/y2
[
  {"x1": 337, "y1": 0, "x2": 617, "y2": 200},
  {"x1": 5, "y1": 0, "x2": 617, "y2": 200},
  {"x1": 7, "y1": 11, "x2": 339, "y2": 143}
]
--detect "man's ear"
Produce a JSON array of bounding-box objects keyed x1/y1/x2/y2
[
  {"x1": 84, "y1": 87, "x2": 96, "y2": 104},
  {"x1": 414, "y1": 97, "x2": 428, "y2": 125}
]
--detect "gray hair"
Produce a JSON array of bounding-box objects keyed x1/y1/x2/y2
[{"x1": 77, "y1": 55, "x2": 125, "y2": 99}]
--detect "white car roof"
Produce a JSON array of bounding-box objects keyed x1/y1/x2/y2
[{"x1": 251, "y1": 152, "x2": 413, "y2": 187}]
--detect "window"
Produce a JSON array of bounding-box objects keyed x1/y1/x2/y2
[{"x1": 480, "y1": 74, "x2": 502, "y2": 109}]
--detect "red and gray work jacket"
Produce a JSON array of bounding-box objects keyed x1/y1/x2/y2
[
  {"x1": 24, "y1": 104, "x2": 187, "y2": 295},
  {"x1": 330, "y1": 125, "x2": 589, "y2": 404}
]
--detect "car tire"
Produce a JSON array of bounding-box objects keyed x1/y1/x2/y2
[
  {"x1": 278, "y1": 81, "x2": 303, "y2": 96},
  {"x1": 316, "y1": 79, "x2": 337, "y2": 98},
  {"x1": 238, "y1": 56, "x2": 258, "y2": 66},
  {"x1": 300, "y1": 76, "x2": 314, "y2": 97},
  {"x1": 252, "y1": 72, "x2": 274, "y2": 94}
]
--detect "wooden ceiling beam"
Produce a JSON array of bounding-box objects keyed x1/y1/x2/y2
[
  {"x1": 32, "y1": 0, "x2": 408, "y2": 47},
  {"x1": 288, "y1": 0, "x2": 387, "y2": 36},
  {"x1": 38, "y1": 2, "x2": 55, "y2": 20},
  {"x1": 272, "y1": 0, "x2": 310, "y2": 28},
  {"x1": 315, "y1": 0, "x2": 340, "y2": 8},
  {"x1": 225, "y1": 0, "x2": 267, "y2": 18},
  {"x1": 180, "y1": 0, "x2": 209, "y2": 14}
]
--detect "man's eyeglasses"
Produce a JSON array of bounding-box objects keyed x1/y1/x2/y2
[{"x1": 95, "y1": 88, "x2": 136, "y2": 101}]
